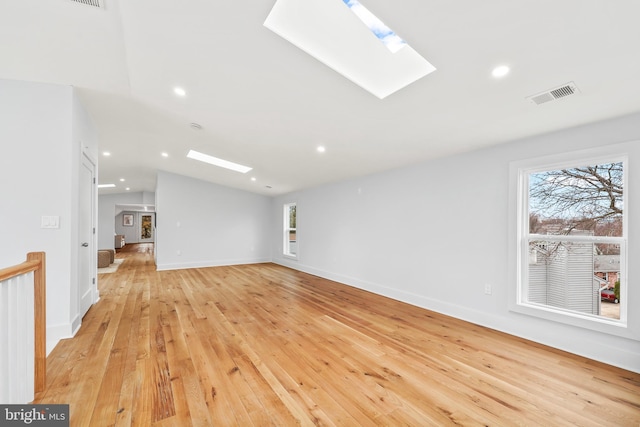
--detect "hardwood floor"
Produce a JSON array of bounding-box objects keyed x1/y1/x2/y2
[{"x1": 34, "y1": 245, "x2": 640, "y2": 426}]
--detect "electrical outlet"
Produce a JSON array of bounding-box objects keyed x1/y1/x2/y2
[{"x1": 484, "y1": 284, "x2": 492, "y2": 295}]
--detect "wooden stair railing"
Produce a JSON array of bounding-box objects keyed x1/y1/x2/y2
[{"x1": 0, "y1": 252, "x2": 46, "y2": 395}]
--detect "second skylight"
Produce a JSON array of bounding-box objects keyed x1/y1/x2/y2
[{"x1": 187, "y1": 150, "x2": 252, "y2": 174}]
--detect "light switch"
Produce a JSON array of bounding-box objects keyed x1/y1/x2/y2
[{"x1": 41, "y1": 216, "x2": 60, "y2": 229}]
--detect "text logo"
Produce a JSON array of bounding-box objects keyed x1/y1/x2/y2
[{"x1": 0, "y1": 405, "x2": 69, "y2": 426}]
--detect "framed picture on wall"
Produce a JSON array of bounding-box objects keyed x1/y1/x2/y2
[{"x1": 123, "y1": 214, "x2": 134, "y2": 226}]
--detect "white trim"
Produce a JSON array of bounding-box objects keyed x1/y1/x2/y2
[
  {"x1": 46, "y1": 322, "x2": 76, "y2": 356},
  {"x1": 509, "y1": 142, "x2": 636, "y2": 340},
  {"x1": 273, "y1": 258, "x2": 640, "y2": 373},
  {"x1": 283, "y1": 202, "x2": 298, "y2": 259},
  {"x1": 156, "y1": 257, "x2": 271, "y2": 272},
  {"x1": 80, "y1": 151, "x2": 99, "y2": 315},
  {"x1": 528, "y1": 234, "x2": 624, "y2": 244}
]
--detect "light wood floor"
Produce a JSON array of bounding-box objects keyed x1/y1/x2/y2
[{"x1": 34, "y1": 244, "x2": 640, "y2": 426}]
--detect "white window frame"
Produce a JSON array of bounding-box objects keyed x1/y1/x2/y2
[
  {"x1": 508, "y1": 145, "x2": 635, "y2": 340},
  {"x1": 283, "y1": 202, "x2": 297, "y2": 259}
]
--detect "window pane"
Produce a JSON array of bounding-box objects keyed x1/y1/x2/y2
[
  {"x1": 288, "y1": 230, "x2": 297, "y2": 255},
  {"x1": 529, "y1": 162, "x2": 623, "y2": 236},
  {"x1": 284, "y1": 203, "x2": 297, "y2": 257},
  {"x1": 525, "y1": 161, "x2": 624, "y2": 322},
  {"x1": 528, "y1": 240, "x2": 619, "y2": 320},
  {"x1": 289, "y1": 205, "x2": 296, "y2": 228}
]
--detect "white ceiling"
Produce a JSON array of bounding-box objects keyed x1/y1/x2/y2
[{"x1": 2, "y1": 0, "x2": 640, "y2": 196}]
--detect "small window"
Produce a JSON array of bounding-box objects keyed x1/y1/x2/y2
[
  {"x1": 283, "y1": 203, "x2": 297, "y2": 258},
  {"x1": 513, "y1": 151, "x2": 628, "y2": 332}
]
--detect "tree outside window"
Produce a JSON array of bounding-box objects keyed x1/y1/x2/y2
[
  {"x1": 523, "y1": 160, "x2": 626, "y2": 321},
  {"x1": 284, "y1": 203, "x2": 297, "y2": 257}
]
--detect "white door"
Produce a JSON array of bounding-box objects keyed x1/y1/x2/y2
[
  {"x1": 79, "y1": 155, "x2": 96, "y2": 318},
  {"x1": 139, "y1": 213, "x2": 155, "y2": 243}
]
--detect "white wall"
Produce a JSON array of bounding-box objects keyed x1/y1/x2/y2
[
  {"x1": 0, "y1": 79, "x2": 98, "y2": 353},
  {"x1": 155, "y1": 171, "x2": 271, "y2": 270},
  {"x1": 114, "y1": 210, "x2": 155, "y2": 244},
  {"x1": 271, "y1": 112, "x2": 640, "y2": 373},
  {"x1": 115, "y1": 211, "x2": 140, "y2": 243}
]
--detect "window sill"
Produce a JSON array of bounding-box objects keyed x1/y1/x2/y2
[{"x1": 509, "y1": 300, "x2": 637, "y2": 341}]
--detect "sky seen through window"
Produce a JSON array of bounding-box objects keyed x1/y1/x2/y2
[{"x1": 342, "y1": 0, "x2": 407, "y2": 53}]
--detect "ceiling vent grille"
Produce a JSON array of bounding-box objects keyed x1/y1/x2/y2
[
  {"x1": 527, "y1": 82, "x2": 579, "y2": 105},
  {"x1": 70, "y1": 0, "x2": 102, "y2": 8}
]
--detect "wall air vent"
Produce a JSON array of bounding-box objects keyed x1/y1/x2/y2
[
  {"x1": 527, "y1": 82, "x2": 579, "y2": 105},
  {"x1": 70, "y1": 0, "x2": 102, "y2": 8}
]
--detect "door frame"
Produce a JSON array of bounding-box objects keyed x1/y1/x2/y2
[
  {"x1": 138, "y1": 212, "x2": 155, "y2": 243},
  {"x1": 78, "y1": 151, "x2": 98, "y2": 320}
]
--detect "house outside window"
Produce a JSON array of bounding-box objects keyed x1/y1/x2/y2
[
  {"x1": 510, "y1": 147, "x2": 629, "y2": 336},
  {"x1": 284, "y1": 202, "x2": 297, "y2": 258}
]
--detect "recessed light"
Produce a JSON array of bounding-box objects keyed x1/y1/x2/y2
[
  {"x1": 251, "y1": 177, "x2": 257, "y2": 182},
  {"x1": 317, "y1": 146, "x2": 326, "y2": 153},
  {"x1": 125, "y1": 187, "x2": 131, "y2": 191},
  {"x1": 187, "y1": 149, "x2": 252, "y2": 174},
  {"x1": 492, "y1": 65, "x2": 510, "y2": 78},
  {"x1": 97, "y1": 184, "x2": 116, "y2": 188},
  {"x1": 102, "y1": 151, "x2": 111, "y2": 157},
  {"x1": 119, "y1": 178, "x2": 125, "y2": 182},
  {"x1": 174, "y1": 87, "x2": 186, "y2": 97},
  {"x1": 161, "y1": 152, "x2": 169, "y2": 158}
]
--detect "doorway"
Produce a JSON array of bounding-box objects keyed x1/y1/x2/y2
[{"x1": 79, "y1": 153, "x2": 96, "y2": 318}]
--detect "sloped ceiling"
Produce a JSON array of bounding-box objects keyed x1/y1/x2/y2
[{"x1": 2, "y1": 0, "x2": 640, "y2": 196}]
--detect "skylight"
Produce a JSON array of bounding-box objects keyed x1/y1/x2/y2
[
  {"x1": 264, "y1": 0, "x2": 435, "y2": 99},
  {"x1": 342, "y1": 0, "x2": 406, "y2": 53},
  {"x1": 187, "y1": 150, "x2": 252, "y2": 174}
]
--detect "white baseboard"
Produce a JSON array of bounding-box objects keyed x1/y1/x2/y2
[
  {"x1": 46, "y1": 322, "x2": 75, "y2": 356},
  {"x1": 272, "y1": 258, "x2": 640, "y2": 373},
  {"x1": 156, "y1": 257, "x2": 271, "y2": 271}
]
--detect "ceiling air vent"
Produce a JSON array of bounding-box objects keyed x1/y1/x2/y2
[
  {"x1": 70, "y1": 0, "x2": 102, "y2": 8},
  {"x1": 527, "y1": 82, "x2": 579, "y2": 105}
]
